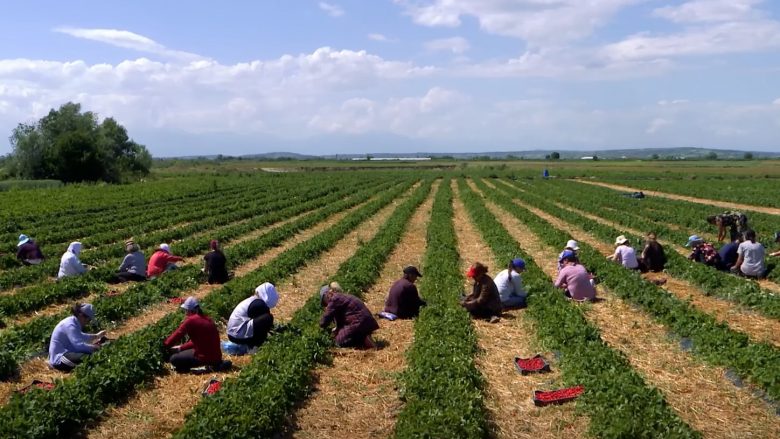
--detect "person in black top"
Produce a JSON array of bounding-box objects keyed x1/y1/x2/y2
[
  {"x1": 718, "y1": 235, "x2": 742, "y2": 271},
  {"x1": 707, "y1": 212, "x2": 748, "y2": 243},
  {"x1": 640, "y1": 232, "x2": 666, "y2": 272},
  {"x1": 203, "y1": 240, "x2": 229, "y2": 284}
]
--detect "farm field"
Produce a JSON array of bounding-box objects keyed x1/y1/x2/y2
[{"x1": 0, "y1": 166, "x2": 779, "y2": 438}]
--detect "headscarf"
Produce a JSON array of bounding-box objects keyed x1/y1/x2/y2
[
  {"x1": 67, "y1": 242, "x2": 82, "y2": 256},
  {"x1": 210, "y1": 240, "x2": 219, "y2": 251},
  {"x1": 254, "y1": 282, "x2": 279, "y2": 309}
]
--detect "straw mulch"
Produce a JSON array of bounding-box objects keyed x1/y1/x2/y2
[
  {"x1": 85, "y1": 188, "x2": 413, "y2": 439},
  {"x1": 576, "y1": 180, "x2": 780, "y2": 216},
  {"x1": 286, "y1": 182, "x2": 435, "y2": 439},
  {"x1": 453, "y1": 186, "x2": 589, "y2": 439},
  {"x1": 482, "y1": 188, "x2": 780, "y2": 438}
]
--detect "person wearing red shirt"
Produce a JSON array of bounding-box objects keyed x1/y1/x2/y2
[
  {"x1": 147, "y1": 243, "x2": 183, "y2": 278},
  {"x1": 164, "y1": 296, "x2": 224, "y2": 372}
]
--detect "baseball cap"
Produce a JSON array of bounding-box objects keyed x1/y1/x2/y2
[
  {"x1": 403, "y1": 266, "x2": 423, "y2": 277},
  {"x1": 511, "y1": 258, "x2": 525, "y2": 269},
  {"x1": 565, "y1": 240, "x2": 579, "y2": 251},
  {"x1": 180, "y1": 296, "x2": 199, "y2": 311},
  {"x1": 79, "y1": 303, "x2": 95, "y2": 320},
  {"x1": 160, "y1": 243, "x2": 170, "y2": 252}
]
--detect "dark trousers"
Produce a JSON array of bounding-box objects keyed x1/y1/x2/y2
[
  {"x1": 169, "y1": 349, "x2": 207, "y2": 372},
  {"x1": 114, "y1": 272, "x2": 147, "y2": 283},
  {"x1": 228, "y1": 314, "x2": 274, "y2": 348},
  {"x1": 52, "y1": 352, "x2": 87, "y2": 372}
]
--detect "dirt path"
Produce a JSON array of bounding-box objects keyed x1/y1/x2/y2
[
  {"x1": 457, "y1": 181, "x2": 588, "y2": 439},
  {"x1": 471, "y1": 182, "x2": 780, "y2": 438},
  {"x1": 576, "y1": 180, "x2": 780, "y2": 216},
  {"x1": 85, "y1": 186, "x2": 417, "y2": 439},
  {"x1": 289, "y1": 181, "x2": 438, "y2": 439},
  {"x1": 552, "y1": 202, "x2": 780, "y2": 346},
  {"x1": 0, "y1": 198, "x2": 373, "y2": 409}
]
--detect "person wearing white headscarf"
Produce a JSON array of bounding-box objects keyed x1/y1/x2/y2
[
  {"x1": 226, "y1": 282, "x2": 279, "y2": 348},
  {"x1": 58, "y1": 242, "x2": 87, "y2": 279}
]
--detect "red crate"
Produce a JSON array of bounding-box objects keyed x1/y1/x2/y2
[{"x1": 533, "y1": 385, "x2": 584, "y2": 406}]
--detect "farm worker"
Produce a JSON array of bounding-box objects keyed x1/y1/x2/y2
[
  {"x1": 717, "y1": 235, "x2": 742, "y2": 271},
  {"x1": 147, "y1": 243, "x2": 183, "y2": 278},
  {"x1": 462, "y1": 262, "x2": 502, "y2": 323},
  {"x1": 608, "y1": 235, "x2": 639, "y2": 270},
  {"x1": 48, "y1": 303, "x2": 106, "y2": 372},
  {"x1": 493, "y1": 258, "x2": 527, "y2": 309},
  {"x1": 686, "y1": 235, "x2": 721, "y2": 268},
  {"x1": 227, "y1": 283, "x2": 278, "y2": 349},
  {"x1": 707, "y1": 211, "x2": 748, "y2": 242},
  {"x1": 383, "y1": 266, "x2": 426, "y2": 319},
  {"x1": 320, "y1": 282, "x2": 379, "y2": 348},
  {"x1": 114, "y1": 239, "x2": 146, "y2": 283},
  {"x1": 16, "y1": 234, "x2": 44, "y2": 265},
  {"x1": 58, "y1": 242, "x2": 88, "y2": 279},
  {"x1": 542, "y1": 168, "x2": 549, "y2": 179},
  {"x1": 731, "y1": 230, "x2": 766, "y2": 278},
  {"x1": 203, "y1": 240, "x2": 229, "y2": 284},
  {"x1": 164, "y1": 297, "x2": 226, "y2": 372},
  {"x1": 557, "y1": 240, "x2": 580, "y2": 270},
  {"x1": 555, "y1": 251, "x2": 597, "y2": 302},
  {"x1": 770, "y1": 232, "x2": 780, "y2": 257},
  {"x1": 640, "y1": 232, "x2": 666, "y2": 272}
]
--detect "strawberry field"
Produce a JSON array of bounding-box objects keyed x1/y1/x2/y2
[{"x1": 0, "y1": 167, "x2": 778, "y2": 438}]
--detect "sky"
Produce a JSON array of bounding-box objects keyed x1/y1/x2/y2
[{"x1": 1, "y1": 0, "x2": 779, "y2": 157}]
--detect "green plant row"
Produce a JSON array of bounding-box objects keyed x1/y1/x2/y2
[
  {"x1": 458, "y1": 179, "x2": 699, "y2": 438},
  {"x1": 0, "y1": 179, "x2": 418, "y2": 438},
  {"x1": 0, "y1": 178, "x2": 398, "y2": 380},
  {"x1": 174, "y1": 179, "x2": 434, "y2": 438},
  {"x1": 482, "y1": 178, "x2": 780, "y2": 403},
  {"x1": 394, "y1": 178, "x2": 489, "y2": 439},
  {"x1": 524, "y1": 179, "x2": 780, "y2": 319}
]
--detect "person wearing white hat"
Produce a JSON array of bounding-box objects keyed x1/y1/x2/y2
[
  {"x1": 164, "y1": 296, "x2": 225, "y2": 372},
  {"x1": 557, "y1": 240, "x2": 580, "y2": 270},
  {"x1": 58, "y1": 242, "x2": 88, "y2": 279},
  {"x1": 16, "y1": 234, "x2": 44, "y2": 265},
  {"x1": 48, "y1": 303, "x2": 106, "y2": 372},
  {"x1": 147, "y1": 243, "x2": 183, "y2": 278},
  {"x1": 227, "y1": 283, "x2": 278, "y2": 349},
  {"x1": 114, "y1": 239, "x2": 147, "y2": 283},
  {"x1": 608, "y1": 235, "x2": 639, "y2": 270},
  {"x1": 686, "y1": 235, "x2": 720, "y2": 268}
]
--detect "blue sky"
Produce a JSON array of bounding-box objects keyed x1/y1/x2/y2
[{"x1": 1, "y1": 0, "x2": 779, "y2": 156}]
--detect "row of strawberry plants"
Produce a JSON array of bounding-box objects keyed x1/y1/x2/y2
[
  {"x1": 484, "y1": 178, "x2": 780, "y2": 402},
  {"x1": 0, "y1": 178, "x2": 398, "y2": 380},
  {"x1": 458, "y1": 179, "x2": 699, "y2": 438},
  {"x1": 524, "y1": 179, "x2": 780, "y2": 319},
  {"x1": 0, "y1": 178, "x2": 417, "y2": 438},
  {"x1": 0, "y1": 176, "x2": 355, "y2": 315},
  {"x1": 394, "y1": 178, "x2": 489, "y2": 438},
  {"x1": 0, "y1": 178, "x2": 310, "y2": 288},
  {"x1": 173, "y1": 179, "x2": 434, "y2": 438}
]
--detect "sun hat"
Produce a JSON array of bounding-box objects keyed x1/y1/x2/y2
[
  {"x1": 559, "y1": 250, "x2": 576, "y2": 262},
  {"x1": 180, "y1": 296, "x2": 199, "y2": 311},
  {"x1": 79, "y1": 303, "x2": 95, "y2": 320},
  {"x1": 159, "y1": 243, "x2": 170, "y2": 253},
  {"x1": 685, "y1": 235, "x2": 703, "y2": 247},
  {"x1": 403, "y1": 266, "x2": 423, "y2": 277},
  {"x1": 615, "y1": 235, "x2": 629, "y2": 246},
  {"x1": 17, "y1": 234, "x2": 30, "y2": 247},
  {"x1": 565, "y1": 240, "x2": 579, "y2": 251},
  {"x1": 254, "y1": 282, "x2": 279, "y2": 309},
  {"x1": 511, "y1": 258, "x2": 525, "y2": 269}
]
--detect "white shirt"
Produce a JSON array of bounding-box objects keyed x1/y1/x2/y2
[
  {"x1": 493, "y1": 269, "x2": 526, "y2": 301},
  {"x1": 48, "y1": 316, "x2": 96, "y2": 366},
  {"x1": 58, "y1": 251, "x2": 86, "y2": 279},
  {"x1": 227, "y1": 296, "x2": 256, "y2": 339},
  {"x1": 738, "y1": 241, "x2": 766, "y2": 276},
  {"x1": 613, "y1": 245, "x2": 639, "y2": 269}
]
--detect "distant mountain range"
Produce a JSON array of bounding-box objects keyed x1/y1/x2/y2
[{"x1": 179, "y1": 147, "x2": 779, "y2": 160}]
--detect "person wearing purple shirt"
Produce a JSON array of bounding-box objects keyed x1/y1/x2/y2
[
  {"x1": 16, "y1": 234, "x2": 44, "y2": 265},
  {"x1": 320, "y1": 283, "x2": 379, "y2": 349},
  {"x1": 48, "y1": 303, "x2": 106, "y2": 372},
  {"x1": 555, "y1": 251, "x2": 596, "y2": 302},
  {"x1": 384, "y1": 266, "x2": 426, "y2": 319}
]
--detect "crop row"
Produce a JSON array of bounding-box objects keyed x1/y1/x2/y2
[
  {"x1": 174, "y1": 179, "x2": 433, "y2": 437},
  {"x1": 0, "y1": 178, "x2": 398, "y2": 380},
  {"x1": 481, "y1": 178, "x2": 780, "y2": 403},
  {"x1": 458, "y1": 179, "x2": 698, "y2": 438},
  {"x1": 524, "y1": 179, "x2": 780, "y2": 319},
  {"x1": 0, "y1": 178, "x2": 418, "y2": 438},
  {"x1": 393, "y1": 178, "x2": 489, "y2": 438}
]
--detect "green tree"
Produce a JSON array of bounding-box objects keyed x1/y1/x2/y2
[
  {"x1": 743, "y1": 152, "x2": 754, "y2": 160},
  {"x1": 651, "y1": 153, "x2": 660, "y2": 160},
  {"x1": 9, "y1": 102, "x2": 151, "y2": 183},
  {"x1": 550, "y1": 151, "x2": 560, "y2": 160},
  {"x1": 705, "y1": 151, "x2": 718, "y2": 160}
]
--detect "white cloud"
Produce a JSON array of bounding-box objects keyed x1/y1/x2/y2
[
  {"x1": 368, "y1": 33, "x2": 396, "y2": 42},
  {"x1": 395, "y1": 0, "x2": 642, "y2": 46},
  {"x1": 653, "y1": 0, "x2": 764, "y2": 23},
  {"x1": 658, "y1": 99, "x2": 689, "y2": 105},
  {"x1": 424, "y1": 37, "x2": 470, "y2": 54},
  {"x1": 54, "y1": 27, "x2": 204, "y2": 61},
  {"x1": 646, "y1": 117, "x2": 671, "y2": 133},
  {"x1": 318, "y1": 2, "x2": 345, "y2": 17}
]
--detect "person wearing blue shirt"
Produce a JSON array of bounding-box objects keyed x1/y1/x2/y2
[
  {"x1": 48, "y1": 303, "x2": 105, "y2": 372},
  {"x1": 718, "y1": 236, "x2": 741, "y2": 271}
]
